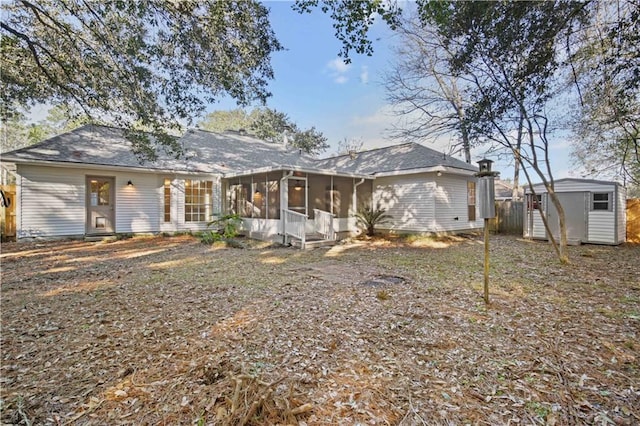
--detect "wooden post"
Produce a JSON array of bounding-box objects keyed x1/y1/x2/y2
[{"x1": 484, "y1": 217, "x2": 490, "y2": 305}]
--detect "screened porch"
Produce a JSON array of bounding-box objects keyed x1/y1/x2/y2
[{"x1": 221, "y1": 170, "x2": 373, "y2": 247}]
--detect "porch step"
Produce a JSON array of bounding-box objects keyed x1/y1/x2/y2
[
  {"x1": 85, "y1": 234, "x2": 118, "y2": 242},
  {"x1": 290, "y1": 233, "x2": 337, "y2": 249}
]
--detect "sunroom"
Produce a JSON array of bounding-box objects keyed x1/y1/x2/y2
[{"x1": 221, "y1": 167, "x2": 374, "y2": 247}]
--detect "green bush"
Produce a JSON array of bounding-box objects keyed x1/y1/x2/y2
[
  {"x1": 200, "y1": 214, "x2": 243, "y2": 245},
  {"x1": 355, "y1": 205, "x2": 392, "y2": 237}
]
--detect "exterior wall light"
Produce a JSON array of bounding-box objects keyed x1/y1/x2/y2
[{"x1": 127, "y1": 180, "x2": 133, "y2": 186}]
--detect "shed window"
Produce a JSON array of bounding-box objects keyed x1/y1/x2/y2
[
  {"x1": 185, "y1": 179, "x2": 213, "y2": 222},
  {"x1": 467, "y1": 181, "x2": 476, "y2": 221},
  {"x1": 591, "y1": 192, "x2": 612, "y2": 211},
  {"x1": 528, "y1": 194, "x2": 542, "y2": 210}
]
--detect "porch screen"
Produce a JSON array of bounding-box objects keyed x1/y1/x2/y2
[{"x1": 228, "y1": 178, "x2": 279, "y2": 219}]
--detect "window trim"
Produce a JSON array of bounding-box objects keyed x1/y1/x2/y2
[
  {"x1": 184, "y1": 179, "x2": 213, "y2": 222},
  {"x1": 163, "y1": 178, "x2": 171, "y2": 223},
  {"x1": 467, "y1": 181, "x2": 476, "y2": 221},
  {"x1": 591, "y1": 192, "x2": 612, "y2": 212}
]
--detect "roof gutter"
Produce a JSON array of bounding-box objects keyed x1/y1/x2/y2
[
  {"x1": 373, "y1": 165, "x2": 477, "y2": 178},
  {"x1": 352, "y1": 178, "x2": 366, "y2": 217},
  {"x1": 0, "y1": 157, "x2": 221, "y2": 176}
]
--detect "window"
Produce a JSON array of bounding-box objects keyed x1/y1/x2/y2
[
  {"x1": 163, "y1": 178, "x2": 171, "y2": 222},
  {"x1": 185, "y1": 179, "x2": 212, "y2": 222},
  {"x1": 592, "y1": 192, "x2": 611, "y2": 211},
  {"x1": 467, "y1": 181, "x2": 476, "y2": 221},
  {"x1": 90, "y1": 179, "x2": 110, "y2": 206},
  {"x1": 527, "y1": 194, "x2": 542, "y2": 210}
]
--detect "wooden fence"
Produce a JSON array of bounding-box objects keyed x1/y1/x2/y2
[
  {"x1": 627, "y1": 199, "x2": 640, "y2": 243},
  {"x1": 1, "y1": 184, "x2": 16, "y2": 242},
  {"x1": 488, "y1": 200, "x2": 523, "y2": 235}
]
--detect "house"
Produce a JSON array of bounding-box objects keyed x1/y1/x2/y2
[
  {"x1": 0, "y1": 124, "x2": 481, "y2": 246},
  {"x1": 524, "y1": 178, "x2": 626, "y2": 245},
  {"x1": 494, "y1": 179, "x2": 523, "y2": 201}
]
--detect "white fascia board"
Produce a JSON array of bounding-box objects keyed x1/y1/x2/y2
[
  {"x1": 4, "y1": 158, "x2": 221, "y2": 176},
  {"x1": 373, "y1": 166, "x2": 477, "y2": 178},
  {"x1": 223, "y1": 165, "x2": 372, "y2": 180}
]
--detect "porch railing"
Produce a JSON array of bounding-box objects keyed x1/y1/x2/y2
[
  {"x1": 283, "y1": 208, "x2": 307, "y2": 248},
  {"x1": 313, "y1": 209, "x2": 335, "y2": 241}
]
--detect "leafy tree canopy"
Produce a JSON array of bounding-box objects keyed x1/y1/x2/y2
[
  {"x1": 292, "y1": 0, "x2": 402, "y2": 62},
  {"x1": 198, "y1": 108, "x2": 329, "y2": 156},
  {"x1": 1, "y1": 104, "x2": 89, "y2": 153},
  {"x1": 1, "y1": 0, "x2": 282, "y2": 160}
]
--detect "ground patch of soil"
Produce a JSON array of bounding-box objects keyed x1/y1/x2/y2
[{"x1": 1, "y1": 234, "x2": 639, "y2": 425}]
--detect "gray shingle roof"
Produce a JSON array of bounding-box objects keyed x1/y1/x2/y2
[
  {"x1": 1, "y1": 125, "x2": 477, "y2": 176},
  {"x1": 1, "y1": 125, "x2": 315, "y2": 174},
  {"x1": 315, "y1": 143, "x2": 477, "y2": 175}
]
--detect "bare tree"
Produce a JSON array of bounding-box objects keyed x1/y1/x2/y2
[{"x1": 384, "y1": 13, "x2": 473, "y2": 164}]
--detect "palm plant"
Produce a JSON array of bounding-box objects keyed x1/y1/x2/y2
[{"x1": 355, "y1": 204, "x2": 392, "y2": 237}]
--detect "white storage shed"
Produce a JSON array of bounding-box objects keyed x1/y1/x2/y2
[{"x1": 524, "y1": 178, "x2": 626, "y2": 245}]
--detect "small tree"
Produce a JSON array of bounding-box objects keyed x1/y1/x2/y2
[{"x1": 355, "y1": 205, "x2": 392, "y2": 237}]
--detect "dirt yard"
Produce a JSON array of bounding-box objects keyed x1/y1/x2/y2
[{"x1": 1, "y1": 234, "x2": 638, "y2": 425}]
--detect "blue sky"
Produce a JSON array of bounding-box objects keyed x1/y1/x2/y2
[
  {"x1": 206, "y1": 1, "x2": 578, "y2": 180},
  {"x1": 211, "y1": 2, "x2": 402, "y2": 156}
]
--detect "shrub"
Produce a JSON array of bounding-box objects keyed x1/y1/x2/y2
[
  {"x1": 200, "y1": 214, "x2": 243, "y2": 245},
  {"x1": 355, "y1": 205, "x2": 392, "y2": 237}
]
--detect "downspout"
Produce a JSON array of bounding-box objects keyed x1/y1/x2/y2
[
  {"x1": 352, "y1": 178, "x2": 365, "y2": 234},
  {"x1": 280, "y1": 171, "x2": 294, "y2": 244}
]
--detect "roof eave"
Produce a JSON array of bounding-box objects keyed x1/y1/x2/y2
[
  {"x1": 223, "y1": 165, "x2": 373, "y2": 180},
  {"x1": 374, "y1": 165, "x2": 477, "y2": 178},
  {"x1": 1, "y1": 157, "x2": 221, "y2": 176}
]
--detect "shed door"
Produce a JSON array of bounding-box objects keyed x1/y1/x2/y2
[
  {"x1": 547, "y1": 192, "x2": 586, "y2": 243},
  {"x1": 86, "y1": 176, "x2": 115, "y2": 234}
]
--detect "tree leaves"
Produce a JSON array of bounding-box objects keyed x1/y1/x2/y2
[
  {"x1": 1, "y1": 0, "x2": 283, "y2": 159},
  {"x1": 198, "y1": 107, "x2": 330, "y2": 155}
]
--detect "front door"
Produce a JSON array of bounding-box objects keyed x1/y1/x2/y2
[{"x1": 86, "y1": 176, "x2": 115, "y2": 234}]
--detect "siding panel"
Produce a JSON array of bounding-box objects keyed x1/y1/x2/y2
[
  {"x1": 588, "y1": 211, "x2": 616, "y2": 243},
  {"x1": 116, "y1": 172, "x2": 161, "y2": 233},
  {"x1": 374, "y1": 175, "x2": 435, "y2": 232},
  {"x1": 17, "y1": 165, "x2": 85, "y2": 238},
  {"x1": 373, "y1": 173, "x2": 480, "y2": 233}
]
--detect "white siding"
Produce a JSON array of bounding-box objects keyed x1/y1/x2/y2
[
  {"x1": 116, "y1": 172, "x2": 161, "y2": 233},
  {"x1": 434, "y1": 175, "x2": 480, "y2": 231},
  {"x1": 373, "y1": 173, "x2": 480, "y2": 233},
  {"x1": 15, "y1": 164, "x2": 221, "y2": 239},
  {"x1": 587, "y1": 211, "x2": 616, "y2": 244},
  {"x1": 17, "y1": 165, "x2": 86, "y2": 238},
  {"x1": 373, "y1": 175, "x2": 435, "y2": 232}
]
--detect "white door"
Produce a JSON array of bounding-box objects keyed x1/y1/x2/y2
[
  {"x1": 86, "y1": 176, "x2": 115, "y2": 234},
  {"x1": 547, "y1": 192, "x2": 586, "y2": 243}
]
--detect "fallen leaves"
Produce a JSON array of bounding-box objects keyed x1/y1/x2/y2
[{"x1": 1, "y1": 234, "x2": 639, "y2": 424}]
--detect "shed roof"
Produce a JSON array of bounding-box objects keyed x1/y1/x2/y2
[{"x1": 524, "y1": 178, "x2": 624, "y2": 194}]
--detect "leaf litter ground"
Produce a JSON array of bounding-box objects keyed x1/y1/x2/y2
[{"x1": 1, "y1": 234, "x2": 638, "y2": 425}]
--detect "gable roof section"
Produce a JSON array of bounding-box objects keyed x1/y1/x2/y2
[
  {"x1": 315, "y1": 143, "x2": 477, "y2": 176},
  {"x1": 1, "y1": 125, "x2": 478, "y2": 177},
  {"x1": 1, "y1": 125, "x2": 315, "y2": 174}
]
